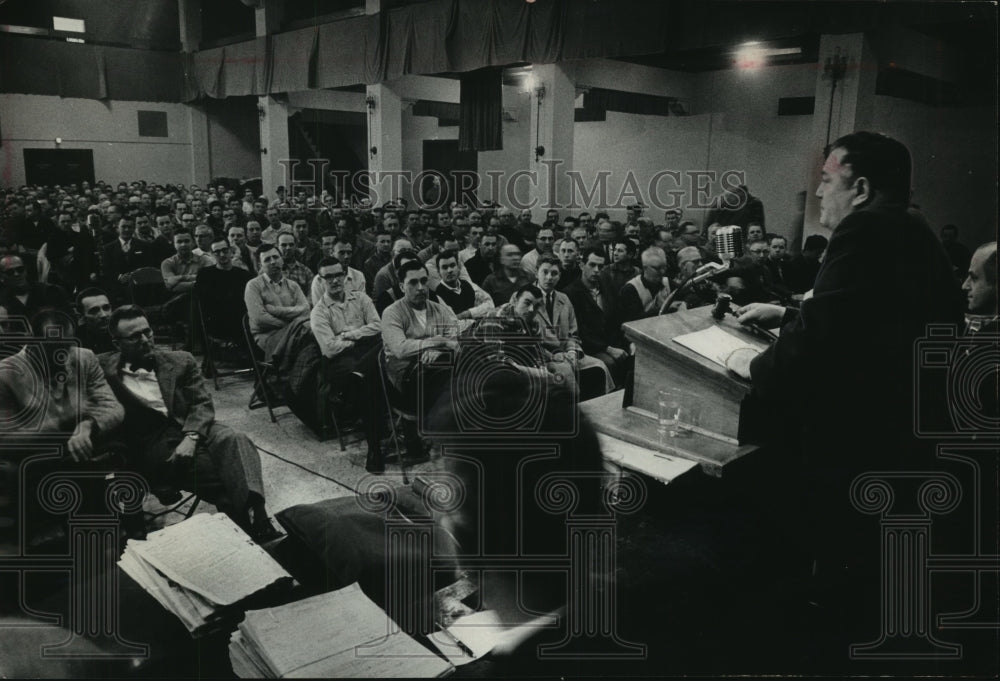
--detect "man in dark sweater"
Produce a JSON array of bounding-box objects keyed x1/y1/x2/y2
[
  {"x1": 194, "y1": 238, "x2": 253, "y2": 341},
  {"x1": 431, "y1": 249, "x2": 493, "y2": 333}
]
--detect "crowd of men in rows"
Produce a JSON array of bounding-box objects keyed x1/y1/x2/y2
[{"x1": 1, "y1": 179, "x2": 994, "y2": 480}]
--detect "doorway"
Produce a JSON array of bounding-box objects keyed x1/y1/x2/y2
[
  {"x1": 422, "y1": 140, "x2": 478, "y2": 209},
  {"x1": 23, "y1": 149, "x2": 95, "y2": 186}
]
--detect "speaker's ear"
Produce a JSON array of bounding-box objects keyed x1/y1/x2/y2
[{"x1": 851, "y1": 177, "x2": 872, "y2": 207}]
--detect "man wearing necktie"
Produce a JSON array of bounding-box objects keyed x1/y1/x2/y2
[{"x1": 98, "y1": 304, "x2": 280, "y2": 542}]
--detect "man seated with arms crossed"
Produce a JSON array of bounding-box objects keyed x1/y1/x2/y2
[
  {"x1": 0, "y1": 308, "x2": 125, "y2": 545},
  {"x1": 381, "y1": 259, "x2": 459, "y2": 464},
  {"x1": 100, "y1": 305, "x2": 280, "y2": 542},
  {"x1": 244, "y1": 243, "x2": 312, "y2": 371},
  {"x1": 310, "y1": 256, "x2": 386, "y2": 473},
  {"x1": 74, "y1": 287, "x2": 115, "y2": 354},
  {"x1": 431, "y1": 248, "x2": 494, "y2": 334},
  {"x1": 564, "y1": 247, "x2": 631, "y2": 388}
]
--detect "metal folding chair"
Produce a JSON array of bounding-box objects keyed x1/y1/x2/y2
[{"x1": 241, "y1": 314, "x2": 284, "y2": 423}]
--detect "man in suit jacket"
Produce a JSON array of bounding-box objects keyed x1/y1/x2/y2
[
  {"x1": 99, "y1": 304, "x2": 280, "y2": 542},
  {"x1": 101, "y1": 218, "x2": 156, "y2": 304},
  {"x1": 564, "y1": 248, "x2": 630, "y2": 388}
]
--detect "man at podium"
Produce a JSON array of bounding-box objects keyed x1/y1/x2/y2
[{"x1": 725, "y1": 132, "x2": 964, "y2": 652}]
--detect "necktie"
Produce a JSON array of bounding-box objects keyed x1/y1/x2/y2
[
  {"x1": 121, "y1": 240, "x2": 130, "y2": 254},
  {"x1": 546, "y1": 292, "x2": 554, "y2": 320},
  {"x1": 128, "y1": 356, "x2": 156, "y2": 373}
]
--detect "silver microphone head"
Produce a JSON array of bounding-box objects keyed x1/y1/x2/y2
[{"x1": 714, "y1": 225, "x2": 744, "y2": 264}]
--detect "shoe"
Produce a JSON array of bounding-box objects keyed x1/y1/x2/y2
[
  {"x1": 365, "y1": 445, "x2": 385, "y2": 474},
  {"x1": 250, "y1": 519, "x2": 283, "y2": 544}
]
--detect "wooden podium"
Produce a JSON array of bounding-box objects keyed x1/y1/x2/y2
[{"x1": 580, "y1": 306, "x2": 770, "y2": 476}]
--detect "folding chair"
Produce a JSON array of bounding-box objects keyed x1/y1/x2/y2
[
  {"x1": 376, "y1": 348, "x2": 428, "y2": 480},
  {"x1": 128, "y1": 267, "x2": 186, "y2": 349},
  {"x1": 241, "y1": 314, "x2": 285, "y2": 423},
  {"x1": 195, "y1": 297, "x2": 252, "y2": 390}
]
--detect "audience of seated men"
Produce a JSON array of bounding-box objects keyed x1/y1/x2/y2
[
  {"x1": 432, "y1": 249, "x2": 494, "y2": 333},
  {"x1": 0, "y1": 254, "x2": 71, "y2": 323},
  {"x1": 482, "y1": 244, "x2": 533, "y2": 306},
  {"x1": 310, "y1": 256, "x2": 386, "y2": 472},
  {"x1": 565, "y1": 247, "x2": 631, "y2": 387},
  {"x1": 99, "y1": 304, "x2": 280, "y2": 542},
  {"x1": 380, "y1": 259, "x2": 458, "y2": 462},
  {"x1": 74, "y1": 287, "x2": 115, "y2": 354}
]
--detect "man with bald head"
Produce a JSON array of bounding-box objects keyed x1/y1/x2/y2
[
  {"x1": 371, "y1": 238, "x2": 415, "y2": 307},
  {"x1": 482, "y1": 243, "x2": 533, "y2": 306},
  {"x1": 618, "y1": 247, "x2": 672, "y2": 324},
  {"x1": 673, "y1": 245, "x2": 717, "y2": 310},
  {"x1": 963, "y1": 241, "x2": 998, "y2": 333}
]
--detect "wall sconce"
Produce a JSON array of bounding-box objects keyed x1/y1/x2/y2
[
  {"x1": 533, "y1": 85, "x2": 546, "y2": 162},
  {"x1": 55, "y1": 137, "x2": 63, "y2": 146},
  {"x1": 822, "y1": 47, "x2": 849, "y2": 148},
  {"x1": 257, "y1": 103, "x2": 266, "y2": 120},
  {"x1": 366, "y1": 94, "x2": 378, "y2": 159}
]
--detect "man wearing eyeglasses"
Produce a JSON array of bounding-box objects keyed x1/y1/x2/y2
[
  {"x1": 99, "y1": 304, "x2": 280, "y2": 543},
  {"x1": 310, "y1": 257, "x2": 385, "y2": 471},
  {"x1": 0, "y1": 254, "x2": 71, "y2": 324},
  {"x1": 194, "y1": 239, "x2": 253, "y2": 345},
  {"x1": 309, "y1": 237, "x2": 365, "y2": 305},
  {"x1": 617, "y1": 247, "x2": 672, "y2": 325}
]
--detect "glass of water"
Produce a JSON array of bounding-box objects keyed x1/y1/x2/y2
[{"x1": 657, "y1": 388, "x2": 699, "y2": 438}]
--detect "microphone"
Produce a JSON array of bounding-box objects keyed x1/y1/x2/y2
[
  {"x1": 714, "y1": 225, "x2": 744, "y2": 264},
  {"x1": 689, "y1": 261, "x2": 728, "y2": 285}
]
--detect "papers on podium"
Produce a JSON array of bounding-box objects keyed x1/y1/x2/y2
[
  {"x1": 672, "y1": 324, "x2": 762, "y2": 368},
  {"x1": 118, "y1": 513, "x2": 292, "y2": 636},
  {"x1": 229, "y1": 583, "x2": 454, "y2": 678}
]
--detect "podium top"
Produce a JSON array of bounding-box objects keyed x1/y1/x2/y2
[{"x1": 622, "y1": 306, "x2": 771, "y2": 397}]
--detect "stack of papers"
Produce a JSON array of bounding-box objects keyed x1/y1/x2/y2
[
  {"x1": 672, "y1": 325, "x2": 762, "y2": 368},
  {"x1": 229, "y1": 583, "x2": 454, "y2": 678},
  {"x1": 118, "y1": 513, "x2": 292, "y2": 636}
]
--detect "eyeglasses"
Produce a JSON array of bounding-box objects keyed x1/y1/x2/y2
[
  {"x1": 211, "y1": 248, "x2": 231, "y2": 255},
  {"x1": 321, "y1": 272, "x2": 346, "y2": 280},
  {"x1": 116, "y1": 327, "x2": 154, "y2": 343}
]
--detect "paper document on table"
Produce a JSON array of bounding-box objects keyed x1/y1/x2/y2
[
  {"x1": 672, "y1": 325, "x2": 761, "y2": 368},
  {"x1": 236, "y1": 583, "x2": 452, "y2": 678},
  {"x1": 130, "y1": 513, "x2": 290, "y2": 606},
  {"x1": 429, "y1": 610, "x2": 556, "y2": 667},
  {"x1": 598, "y1": 433, "x2": 697, "y2": 485}
]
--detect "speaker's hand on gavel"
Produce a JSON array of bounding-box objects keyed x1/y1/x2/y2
[{"x1": 734, "y1": 303, "x2": 785, "y2": 328}]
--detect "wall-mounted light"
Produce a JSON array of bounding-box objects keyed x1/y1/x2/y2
[
  {"x1": 734, "y1": 41, "x2": 802, "y2": 70},
  {"x1": 55, "y1": 137, "x2": 62, "y2": 146},
  {"x1": 365, "y1": 94, "x2": 377, "y2": 110},
  {"x1": 257, "y1": 103, "x2": 266, "y2": 120},
  {"x1": 533, "y1": 85, "x2": 546, "y2": 162},
  {"x1": 822, "y1": 47, "x2": 849, "y2": 148},
  {"x1": 366, "y1": 94, "x2": 378, "y2": 159}
]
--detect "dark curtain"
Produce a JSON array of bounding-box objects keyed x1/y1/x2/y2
[{"x1": 459, "y1": 67, "x2": 502, "y2": 152}]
